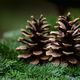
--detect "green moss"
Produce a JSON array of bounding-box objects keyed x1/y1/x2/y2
[{"x1": 0, "y1": 31, "x2": 80, "y2": 80}]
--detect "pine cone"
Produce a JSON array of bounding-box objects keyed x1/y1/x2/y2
[
  {"x1": 45, "y1": 12, "x2": 80, "y2": 65},
  {"x1": 16, "y1": 15, "x2": 51, "y2": 64}
]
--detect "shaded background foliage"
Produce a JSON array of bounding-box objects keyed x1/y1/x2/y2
[{"x1": 0, "y1": 0, "x2": 80, "y2": 38}]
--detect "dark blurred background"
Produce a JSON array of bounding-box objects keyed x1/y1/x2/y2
[{"x1": 0, "y1": 0, "x2": 80, "y2": 38}]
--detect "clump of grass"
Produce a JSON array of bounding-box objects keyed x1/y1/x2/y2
[{"x1": 0, "y1": 30, "x2": 80, "y2": 80}]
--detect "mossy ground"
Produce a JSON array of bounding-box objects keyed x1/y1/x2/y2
[{"x1": 0, "y1": 30, "x2": 80, "y2": 80}]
